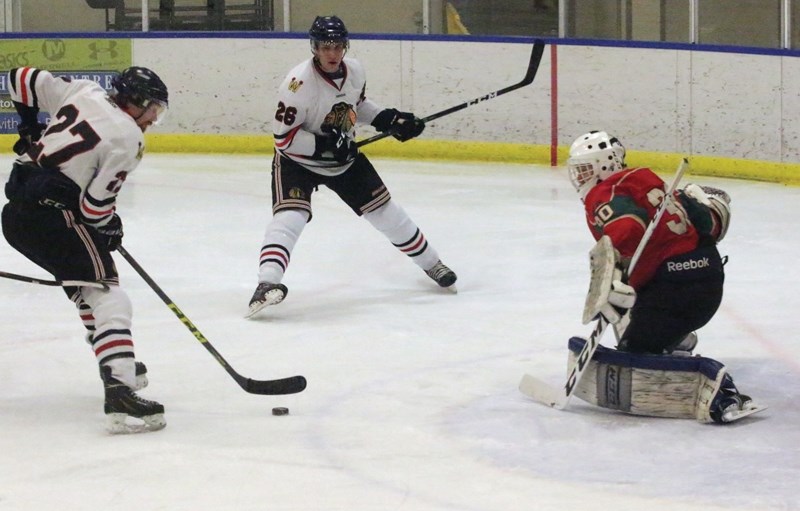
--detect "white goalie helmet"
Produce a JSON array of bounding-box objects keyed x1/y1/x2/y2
[{"x1": 567, "y1": 131, "x2": 627, "y2": 199}]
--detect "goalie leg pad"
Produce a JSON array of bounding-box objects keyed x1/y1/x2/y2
[{"x1": 567, "y1": 338, "x2": 761, "y2": 423}]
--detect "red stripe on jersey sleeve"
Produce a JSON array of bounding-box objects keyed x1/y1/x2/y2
[
  {"x1": 19, "y1": 67, "x2": 32, "y2": 105},
  {"x1": 274, "y1": 125, "x2": 302, "y2": 149},
  {"x1": 81, "y1": 201, "x2": 114, "y2": 219}
]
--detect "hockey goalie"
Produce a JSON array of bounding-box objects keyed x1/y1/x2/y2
[{"x1": 561, "y1": 131, "x2": 764, "y2": 424}]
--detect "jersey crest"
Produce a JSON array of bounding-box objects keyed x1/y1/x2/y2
[
  {"x1": 288, "y1": 77, "x2": 303, "y2": 93},
  {"x1": 321, "y1": 101, "x2": 356, "y2": 132}
]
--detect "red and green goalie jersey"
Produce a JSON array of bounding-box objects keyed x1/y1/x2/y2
[{"x1": 582, "y1": 167, "x2": 700, "y2": 290}]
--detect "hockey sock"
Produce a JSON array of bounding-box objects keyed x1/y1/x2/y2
[
  {"x1": 257, "y1": 209, "x2": 309, "y2": 284},
  {"x1": 364, "y1": 200, "x2": 440, "y2": 270},
  {"x1": 81, "y1": 285, "x2": 137, "y2": 388},
  {"x1": 75, "y1": 297, "x2": 96, "y2": 343}
]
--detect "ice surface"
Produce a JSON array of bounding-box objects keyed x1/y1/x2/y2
[{"x1": 1, "y1": 154, "x2": 797, "y2": 511}]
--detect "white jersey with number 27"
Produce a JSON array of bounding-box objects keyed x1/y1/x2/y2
[{"x1": 8, "y1": 67, "x2": 144, "y2": 228}]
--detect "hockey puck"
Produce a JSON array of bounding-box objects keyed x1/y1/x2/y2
[{"x1": 272, "y1": 407, "x2": 289, "y2": 416}]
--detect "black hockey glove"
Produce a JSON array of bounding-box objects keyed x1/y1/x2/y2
[
  {"x1": 371, "y1": 108, "x2": 425, "y2": 142},
  {"x1": 316, "y1": 127, "x2": 358, "y2": 163},
  {"x1": 96, "y1": 214, "x2": 124, "y2": 251},
  {"x1": 13, "y1": 122, "x2": 47, "y2": 156}
]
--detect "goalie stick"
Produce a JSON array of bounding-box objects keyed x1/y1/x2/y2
[
  {"x1": 519, "y1": 158, "x2": 689, "y2": 410},
  {"x1": 0, "y1": 270, "x2": 109, "y2": 289},
  {"x1": 117, "y1": 246, "x2": 307, "y2": 396},
  {"x1": 356, "y1": 38, "x2": 546, "y2": 148}
]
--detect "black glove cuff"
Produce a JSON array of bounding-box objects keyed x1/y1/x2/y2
[
  {"x1": 391, "y1": 117, "x2": 425, "y2": 142},
  {"x1": 14, "y1": 102, "x2": 40, "y2": 127},
  {"x1": 313, "y1": 133, "x2": 332, "y2": 158},
  {"x1": 371, "y1": 108, "x2": 399, "y2": 132}
]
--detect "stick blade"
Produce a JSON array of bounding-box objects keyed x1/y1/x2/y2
[
  {"x1": 241, "y1": 375, "x2": 307, "y2": 395},
  {"x1": 519, "y1": 373, "x2": 568, "y2": 410},
  {"x1": 522, "y1": 39, "x2": 546, "y2": 85}
]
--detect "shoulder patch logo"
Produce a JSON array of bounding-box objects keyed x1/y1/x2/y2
[{"x1": 288, "y1": 77, "x2": 303, "y2": 93}]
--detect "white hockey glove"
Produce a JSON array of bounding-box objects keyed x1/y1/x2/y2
[
  {"x1": 608, "y1": 278, "x2": 636, "y2": 309},
  {"x1": 584, "y1": 236, "x2": 635, "y2": 325},
  {"x1": 683, "y1": 183, "x2": 711, "y2": 206},
  {"x1": 595, "y1": 268, "x2": 636, "y2": 324}
]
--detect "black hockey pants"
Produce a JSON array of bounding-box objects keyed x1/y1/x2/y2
[
  {"x1": 619, "y1": 242, "x2": 725, "y2": 354},
  {"x1": 2, "y1": 162, "x2": 119, "y2": 292}
]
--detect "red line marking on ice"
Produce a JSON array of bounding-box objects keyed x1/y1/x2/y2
[{"x1": 720, "y1": 305, "x2": 800, "y2": 373}]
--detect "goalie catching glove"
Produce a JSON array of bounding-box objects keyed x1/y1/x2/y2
[
  {"x1": 682, "y1": 183, "x2": 731, "y2": 242},
  {"x1": 371, "y1": 108, "x2": 425, "y2": 142}
]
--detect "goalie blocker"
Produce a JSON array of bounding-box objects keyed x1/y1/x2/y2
[{"x1": 566, "y1": 337, "x2": 766, "y2": 424}]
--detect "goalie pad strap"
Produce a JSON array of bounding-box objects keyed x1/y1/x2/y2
[{"x1": 567, "y1": 337, "x2": 726, "y2": 422}]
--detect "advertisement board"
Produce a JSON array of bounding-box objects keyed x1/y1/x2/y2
[{"x1": 0, "y1": 38, "x2": 131, "y2": 133}]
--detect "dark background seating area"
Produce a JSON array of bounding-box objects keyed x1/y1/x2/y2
[{"x1": 85, "y1": 0, "x2": 273, "y2": 31}]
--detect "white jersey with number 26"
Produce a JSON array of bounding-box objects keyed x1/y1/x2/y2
[{"x1": 272, "y1": 57, "x2": 383, "y2": 177}]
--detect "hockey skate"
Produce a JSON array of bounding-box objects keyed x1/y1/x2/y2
[
  {"x1": 101, "y1": 365, "x2": 166, "y2": 434},
  {"x1": 133, "y1": 361, "x2": 149, "y2": 390},
  {"x1": 425, "y1": 260, "x2": 457, "y2": 292},
  {"x1": 246, "y1": 282, "x2": 288, "y2": 318},
  {"x1": 88, "y1": 332, "x2": 149, "y2": 390},
  {"x1": 98, "y1": 360, "x2": 149, "y2": 390},
  {"x1": 708, "y1": 373, "x2": 766, "y2": 424},
  {"x1": 666, "y1": 331, "x2": 698, "y2": 356}
]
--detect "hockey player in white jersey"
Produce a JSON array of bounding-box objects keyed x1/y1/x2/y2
[
  {"x1": 2, "y1": 66, "x2": 168, "y2": 433},
  {"x1": 247, "y1": 15, "x2": 457, "y2": 317}
]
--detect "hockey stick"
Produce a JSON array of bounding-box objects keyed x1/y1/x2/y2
[
  {"x1": 356, "y1": 38, "x2": 546, "y2": 148},
  {"x1": 0, "y1": 270, "x2": 109, "y2": 289},
  {"x1": 519, "y1": 158, "x2": 689, "y2": 409},
  {"x1": 117, "y1": 246, "x2": 307, "y2": 395}
]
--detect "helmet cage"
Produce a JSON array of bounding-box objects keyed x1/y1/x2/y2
[
  {"x1": 568, "y1": 160, "x2": 598, "y2": 189},
  {"x1": 567, "y1": 131, "x2": 625, "y2": 199}
]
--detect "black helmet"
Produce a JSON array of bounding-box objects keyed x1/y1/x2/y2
[
  {"x1": 111, "y1": 66, "x2": 168, "y2": 110},
  {"x1": 309, "y1": 15, "x2": 349, "y2": 50}
]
